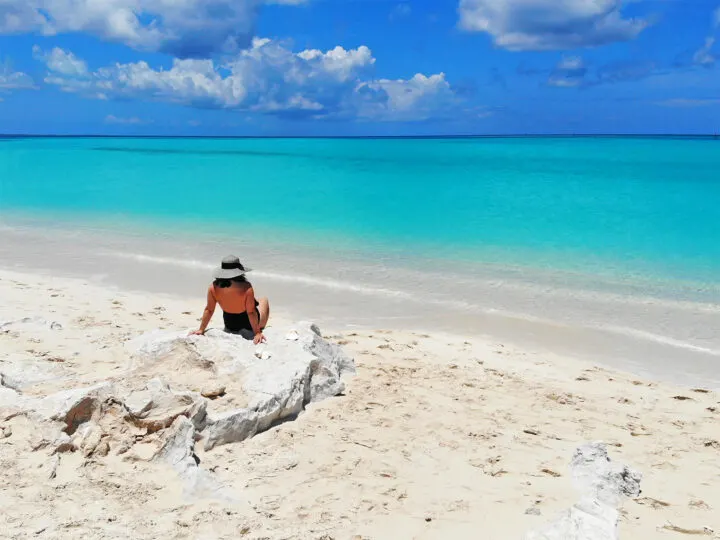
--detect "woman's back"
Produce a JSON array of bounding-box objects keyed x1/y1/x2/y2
[{"x1": 213, "y1": 280, "x2": 252, "y2": 314}]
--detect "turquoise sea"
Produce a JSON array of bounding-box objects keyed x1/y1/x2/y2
[
  {"x1": 1, "y1": 136, "x2": 720, "y2": 386},
  {"x1": 2, "y1": 136, "x2": 719, "y2": 282}
]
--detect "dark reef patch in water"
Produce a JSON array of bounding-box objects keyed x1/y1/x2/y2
[{"x1": 92, "y1": 147, "x2": 301, "y2": 158}]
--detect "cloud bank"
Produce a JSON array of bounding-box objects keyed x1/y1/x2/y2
[
  {"x1": 35, "y1": 39, "x2": 459, "y2": 121},
  {"x1": 0, "y1": 0, "x2": 305, "y2": 57},
  {"x1": 458, "y1": 0, "x2": 648, "y2": 50}
]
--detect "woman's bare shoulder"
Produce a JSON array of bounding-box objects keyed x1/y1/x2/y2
[{"x1": 241, "y1": 282, "x2": 255, "y2": 296}]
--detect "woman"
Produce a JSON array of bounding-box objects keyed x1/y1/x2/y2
[{"x1": 191, "y1": 255, "x2": 270, "y2": 344}]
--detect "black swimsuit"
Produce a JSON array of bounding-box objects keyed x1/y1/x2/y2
[{"x1": 223, "y1": 300, "x2": 259, "y2": 335}]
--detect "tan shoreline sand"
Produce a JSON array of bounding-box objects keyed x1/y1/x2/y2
[{"x1": 1, "y1": 269, "x2": 719, "y2": 539}]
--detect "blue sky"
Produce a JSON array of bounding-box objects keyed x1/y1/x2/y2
[{"x1": 0, "y1": 0, "x2": 719, "y2": 135}]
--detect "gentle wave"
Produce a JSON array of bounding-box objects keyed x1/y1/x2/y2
[
  {"x1": 486, "y1": 309, "x2": 720, "y2": 356},
  {"x1": 106, "y1": 251, "x2": 216, "y2": 271},
  {"x1": 105, "y1": 250, "x2": 495, "y2": 312},
  {"x1": 599, "y1": 326, "x2": 720, "y2": 356},
  {"x1": 442, "y1": 270, "x2": 720, "y2": 314},
  {"x1": 104, "y1": 250, "x2": 420, "y2": 301},
  {"x1": 102, "y1": 249, "x2": 720, "y2": 356},
  {"x1": 104, "y1": 250, "x2": 720, "y2": 314}
]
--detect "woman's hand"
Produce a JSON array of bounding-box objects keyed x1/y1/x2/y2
[
  {"x1": 189, "y1": 329, "x2": 205, "y2": 336},
  {"x1": 253, "y1": 332, "x2": 266, "y2": 345}
]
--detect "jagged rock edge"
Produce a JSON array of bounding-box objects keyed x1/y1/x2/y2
[{"x1": 204, "y1": 355, "x2": 330, "y2": 450}]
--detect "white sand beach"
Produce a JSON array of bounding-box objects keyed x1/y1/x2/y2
[{"x1": 1, "y1": 268, "x2": 719, "y2": 539}]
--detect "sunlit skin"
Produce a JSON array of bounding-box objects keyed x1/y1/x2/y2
[{"x1": 191, "y1": 280, "x2": 270, "y2": 344}]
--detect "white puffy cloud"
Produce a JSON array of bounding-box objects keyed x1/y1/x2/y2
[
  {"x1": 100, "y1": 58, "x2": 247, "y2": 106},
  {"x1": 32, "y1": 45, "x2": 87, "y2": 76},
  {"x1": 548, "y1": 55, "x2": 587, "y2": 87},
  {"x1": 0, "y1": 0, "x2": 305, "y2": 57},
  {"x1": 693, "y1": 36, "x2": 715, "y2": 67},
  {"x1": 105, "y1": 114, "x2": 147, "y2": 124},
  {"x1": 688, "y1": 8, "x2": 720, "y2": 68},
  {"x1": 296, "y1": 45, "x2": 375, "y2": 82},
  {"x1": 458, "y1": 0, "x2": 648, "y2": 51},
  {"x1": 355, "y1": 73, "x2": 458, "y2": 121},
  {"x1": 0, "y1": 62, "x2": 35, "y2": 91},
  {"x1": 35, "y1": 39, "x2": 459, "y2": 121},
  {"x1": 0, "y1": 1, "x2": 48, "y2": 33}
]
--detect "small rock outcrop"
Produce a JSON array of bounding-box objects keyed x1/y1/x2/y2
[
  {"x1": 36, "y1": 383, "x2": 113, "y2": 434},
  {"x1": 0, "y1": 319, "x2": 354, "y2": 498},
  {"x1": 127, "y1": 321, "x2": 355, "y2": 450},
  {"x1": 525, "y1": 442, "x2": 642, "y2": 540}
]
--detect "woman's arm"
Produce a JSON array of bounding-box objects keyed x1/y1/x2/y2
[
  {"x1": 245, "y1": 287, "x2": 265, "y2": 344},
  {"x1": 191, "y1": 286, "x2": 217, "y2": 335}
]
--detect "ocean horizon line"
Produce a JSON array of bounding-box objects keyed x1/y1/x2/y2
[{"x1": 1, "y1": 133, "x2": 719, "y2": 140}]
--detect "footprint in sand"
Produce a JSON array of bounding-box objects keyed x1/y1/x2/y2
[{"x1": 688, "y1": 499, "x2": 710, "y2": 510}]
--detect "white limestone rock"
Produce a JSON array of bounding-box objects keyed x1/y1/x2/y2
[
  {"x1": 127, "y1": 322, "x2": 354, "y2": 451},
  {"x1": 2, "y1": 381, "x2": 113, "y2": 454},
  {"x1": 2, "y1": 381, "x2": 111, "y2": 430},
  {"x1": 153, "y1": 416, "x2": 228, "y2": 500},
  {"x1": 299, "y1": 322, "x2": 355, "y2": 400},
  {"x1": 152, "y1": 416, "x2": 205, "y2": 496},
  {"x1": 525, "y1": 442, "x2": 642, "y2": 540},
  {"x1": 30, "y1": 425, "x2": 74, "y2": 454},
  {"x1": 0, "y1": 373, "x2": 25, "y2": 410},
  {"x1": 153, "y1": 416, "x2": 198, "y2": 475},
  {"x1": 46, "y1": 454, "x2": 60, "y2": 479},
  {"x1": 0, "y1": 373, "x2": 20, "y2": 392},
  {"x1": 34, "y1": 382, "x2": 113, "y2": 434},
  {"x1": 569, "y1": 443, "x2": 642, "y2": 507},
  {"x1": 71, "y1": 421, "x2": 104, "y2": 456},
  {"x1": 121, "y1": 378, "x2": 207, "y2": 432}
]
